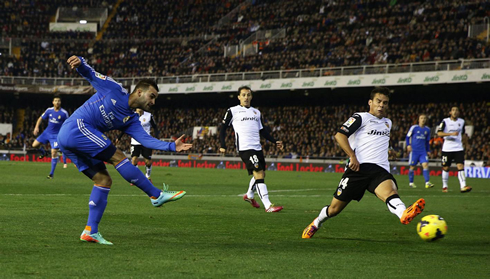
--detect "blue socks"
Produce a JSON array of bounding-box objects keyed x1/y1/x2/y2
[
  {"x1": 39, "y1": 146, "x2": 46, "y2": 156},
  {"x1": 423, "y1": 169, "x2": 430, "y2": 183},
  {"x1": 115, "y1": 158, "x2": 161, "y2": 197},
  {"x1": 50, "y1": 157, "x2": 58, "y2": 176},
  {"x1": 86, "y1": 185, "x2": 110, "y2": 234},
  {"x1": 408, "y1": 169, "x2": 414, "y2": 183},
  {"x1": 62, "y1": 153, "x2": 67, "y2": 164}
]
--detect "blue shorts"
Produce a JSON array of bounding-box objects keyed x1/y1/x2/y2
[
  {"x1": 57, "y1": 118, "x2": 115, "y2": 172},
  {"x1": 409, "y1": 151, "x2": 428, "y2": 166},
  {"x1": 36, "y1": 131, "x2": 59, "y2": 149}
]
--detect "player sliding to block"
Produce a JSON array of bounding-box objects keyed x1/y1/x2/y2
[
  {"x1": 58, "y1": 56, "x2": 192, "y2": 245},
  {"x1": 303, "y1": 87, "x2": 425, "y2": 239}
]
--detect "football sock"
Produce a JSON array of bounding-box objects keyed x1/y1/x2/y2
[
  {"x1": 86, "y1": 185, "x2": 110, "y2": 234},
  {"x1": 442, "y1": 170, "x2": 449, "y2": 188},
  {"x1": 408, "y1": 169, "x2": 414, "y2": 183},
  {"x1": 385, "y1": 194, "x2": 406, "y2": 219},
  {"x1": 457, "y1": 170, "x2": 466, "y2": 189},
  {"x1": 49, "y1": 157, "x2": 58, "y2": 176},
  {"x1": 115, "y1": 158, "x2": 161, "y2": 197},
  {"x1": 255, "y1": 179, "x2": 271, "y2": 209},
  {"x1": 247, "y1": 177, "x2": 256, "y2": 199},
  {"x1": 62, "y1": 153, "x2": 67, "y2": 164},
  {"x1": 315, "y1": 205, "x2": 330, "y2": 227},
  {"x1": 423, "y1": 169, "x2": 430, "y2": 183},
  {"x1": 146, "y1": 165, "x2": 152, "y2": 178},
  {"x1": 39, "y1": 146, "x2": 46, "y2": 156}
]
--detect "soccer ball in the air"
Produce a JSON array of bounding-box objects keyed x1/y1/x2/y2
[{"x1": 416, "y1": 215, "x2": 447, "y2": 241}]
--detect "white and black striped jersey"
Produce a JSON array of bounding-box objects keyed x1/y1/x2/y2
[
  {"x1": 221, "y1": 105, "x2": 264, "y2": 151},
  {"x1": 337, "y1": 112, "x2": 392, "y2": 172},
  {"x1": 437, "y1": 117, "x2": 465, "y2": 152},
  {"x1": 131, "y1": 111, "x2": 157, "y2": 146}
]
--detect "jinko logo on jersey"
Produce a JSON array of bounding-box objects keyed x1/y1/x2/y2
[
  {"x1": 367, "y1": 129, "x2": 390, "y2": 136},
  {"x1": 241, "y1": 116, "x2": 258, "y2": 121}
]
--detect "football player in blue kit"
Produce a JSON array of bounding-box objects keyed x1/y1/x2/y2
[
  {"x1": 58, "y1": 56, "x2": 192, "y2": 245},
  {"x1": 405, "y1": 114, "x2": 434, "y2": 188},
  {"x1": 32, "y1": 96, "x2": 69, "y2": 179}
]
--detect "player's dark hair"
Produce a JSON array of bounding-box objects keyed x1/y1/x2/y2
[
  {"x1": 237, "y1": 86, "x2": 253, "y2": 96},
  {"x1": 370, "y1": 87, "x2": 391, "y2": 100},
  {"x1": 53, "y1": 95, "x2": 61, "y2": 100},
  {"x1": 133, "y1": 79, "x2": 159, "y2": 93}
]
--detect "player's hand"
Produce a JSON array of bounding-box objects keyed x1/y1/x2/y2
[
  {"x1": 33, "y1": 127, "x2": 39, "y2": 136},
  {"x1": 219, "y1": 148, "x2": 226, "y2": 153},
  {"x1": 67, "y1": 56, "x2": 81, "y2": 69},
  {"x1": 276, "y1": 141, "x2": 284, "y2": 150},
  {"x1": 348, "y1": 156, "x2": 360, "y2": 172},
  {"x1": 174, "y1": 134, "x2": 192, "y2": 152},
  {"x1": 406, "y1": 145, "x2": 412, "y2": 153}
]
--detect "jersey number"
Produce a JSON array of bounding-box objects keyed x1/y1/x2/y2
[
  {"x1": 441, "y1": 156, "x2": 448, "y2": 164},
  {"x1": 249, "y1": 155, "x2": 259, "y2": 165},
  {"x1": 338, "y1": 178, "x2": 349, "y2": 189}
]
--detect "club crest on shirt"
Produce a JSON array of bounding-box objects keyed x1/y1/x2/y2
[
  {"x1": 337, "y1": 188, "x2": 342, "y2": 196},
  {"x1": 253, "y1": 111, "x2": 257, "y2": 114},
  {"x1": 385, "y1": 122, "x2": 389, "y2": 128},
  {"x1": 123, "y1": 116, "x2": 130, "y2": 123},
  {"x1": 58, "y1": 115, "x2": 61, "y2": 119}
]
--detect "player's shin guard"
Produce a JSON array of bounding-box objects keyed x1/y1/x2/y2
[
  {"x1": 115, "y1": 158, "x2": 160, "y2": 197},
  {"x1": 86, "y1": 185, "x2": 110, "y2": 234},
  {"x1": 423, "y1": 169, "x2": 430, "y2": 183},
  {"x1": 247, "y1": 177, "x2": 256, "y2": 199},
  {"x1": 255, "y1": 179, "x2": 272, "y2": 209},
  {"x1": 50, "y1": 157, "x2": 58, "y2": 176},
  {"x1": 442, "y1": 170, "x2": 449, "y2": 188},
  {"x1": 386, "y1": 194, "x2": 406, "y2": 219},
  {"x1": 315, "y1": 205, "x2": 331, "y2": 228},
  {"x1": 457, "y1": 170, "x2": 466, "y2": 189},
  {"x1": 408, "y1": 169, "x2": 414, "y2": 183}
]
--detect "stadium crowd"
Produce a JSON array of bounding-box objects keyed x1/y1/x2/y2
[
  {"x1": 1, "y1": 0, "x2": 490, "y2": 77},
  {"x1": 2, "y1": 101, "x2": 488, "y2": 165}
]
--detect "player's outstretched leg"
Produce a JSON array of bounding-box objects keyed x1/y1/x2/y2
[
  {"x1": 151, "y1": 183, "x2": 186, "y2": 207},
  {"x1": 302, "y1": 206, "x2": 331, "y2": 239},
  {"x1": 114, "y1": 158, "x2": 186, "y2": 207}
]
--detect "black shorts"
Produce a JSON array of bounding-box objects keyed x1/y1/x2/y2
[
  {"x1": 131, "y1": 145, "x2": 152, "y2": 160},
  {"x1": 239, "y1": 150, "x2": 266, "y2": 175},
  {"x1": 441, "y1": 151, "x2": 464, "y2": 167},
  {"x1": 333, "y1": 163, "x2": 398, "y2": 202}
]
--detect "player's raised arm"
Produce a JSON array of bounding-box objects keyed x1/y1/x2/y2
[{"x1": 67, "y1": 56, "x2": 124, "y2": 94}]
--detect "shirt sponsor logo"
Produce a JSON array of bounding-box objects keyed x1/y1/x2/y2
[
  {"x1": 99, "y1": 105, "x2": 115, "y2": 128},
  {"x1": 367, "y1": 129, "x2": 390, "y2": 136},
  {"x1": 241, "y1": 117, "x2": 258, "y2": 121}
]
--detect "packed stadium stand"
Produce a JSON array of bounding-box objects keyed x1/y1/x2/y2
[{"x1": 1, "y1": 0, "x2": 490, "y2": 77}]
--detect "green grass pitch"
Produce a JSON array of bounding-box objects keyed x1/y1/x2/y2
[{"x1": 1, "y1": 161, "x2": 489, "y2": 278}]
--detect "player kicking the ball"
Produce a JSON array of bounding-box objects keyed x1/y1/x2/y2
[
  {"x1": 58, "y1": 56, "x2": 192, "y2": 245},
  {"x1": 302, "y1": 87, "x2": 425, "y2": 239}
]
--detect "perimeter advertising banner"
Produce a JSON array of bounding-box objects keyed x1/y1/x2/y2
[
  {"x1": 154, "y1": 69, "x2": 490, "y2": 94},
  {"x1": 7, "y1": 154, "x2": 490, "y2": 179}
]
